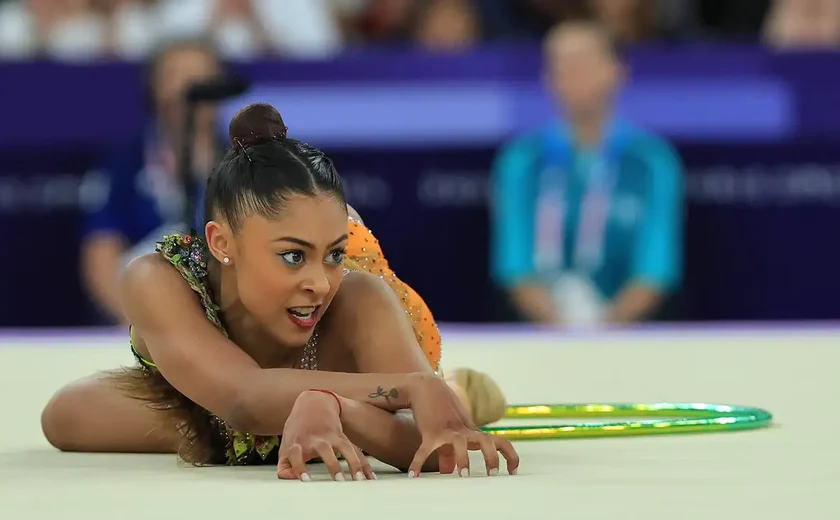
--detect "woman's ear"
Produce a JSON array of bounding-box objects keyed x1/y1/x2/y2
[{"x1": 205, "y1": 220, "x2": 235, "y2": 265}]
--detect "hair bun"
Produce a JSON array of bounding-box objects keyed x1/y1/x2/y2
[{"x1": 229, "y1": 103, "x2": 288, "y2": 147}]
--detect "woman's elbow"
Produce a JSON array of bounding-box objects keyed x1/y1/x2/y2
[
  {"x1": 220, "y1": 383, "x2": 287, "y2": 435},
  {"x1": 219, "y1": 395, "x2": 264, "y2": 433}
]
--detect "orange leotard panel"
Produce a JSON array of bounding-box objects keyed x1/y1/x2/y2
[{"x1": 343, "y1": 217, "x2": 441, "y2": 371}]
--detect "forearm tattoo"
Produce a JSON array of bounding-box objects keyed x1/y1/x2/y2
[{"x1": 368, "y1": 386, "x2": 400, "y2": 402}]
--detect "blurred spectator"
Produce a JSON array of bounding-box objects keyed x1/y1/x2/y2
[
  {"x1": 0, "y1": 0, "x2": 345, "y2": 60},
  {"x1": 156, "y1": 0, "x2": 344, "y2": 59},
  {"x1": 5, "y1": 0, "x2": 831, "y2": 61},
  {"x1": 589, "y1": 0, "x2": 661, "y2": 44},
  {"x1": 763, "y1": 0, "x2": 840, "y2": 48},
  {"x1": 346, "y1": 0, "x2": 413, "y2": 43},
  {"x1": 489, "y1": 20, "x2": 684, "y2": 326},
  {"x1": 477, "y1": 0, "x2": 590, "y2": 40},
  {"x1": 0, "y1": 0, "x2": 158, "y2": 60},
  {"x1": 477, "y1": 0, "x2": 700, "y2": 43},
  {"x1": 342, "y1": 0, "x2": 480, "y2": 51},
  {"x1": 412, "y1": 0, "x2": 480, "y2": 51},
  {"x1": 78, "y1": 39, "x2": 223, "y2": 324}
]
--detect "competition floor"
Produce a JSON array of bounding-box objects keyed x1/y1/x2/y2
[{"x1": 0, "y1": 325, "x2": 837, "y2": 519}]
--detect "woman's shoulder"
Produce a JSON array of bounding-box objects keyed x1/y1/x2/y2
[
  {"x1": 124, "y1": 232, "x2": 205, "y2": 280},
  {"x1": 317, "y1": 271, "x2": 392, "y2": 367},
  {"x1": 331, "y1": 270, "x2": 391, "y2": 308},
  {"x1": 121, "y1": 252, "x2": 193, "y2": 306},
  {"x1": 121, "y1": 232, "x2": 216, "y2": 324},
  {"x1": 324, "y1": 271, "x2": 399, "y2": 332}
]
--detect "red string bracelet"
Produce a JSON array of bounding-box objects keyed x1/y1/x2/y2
[{"x1": 308, "y1": 389, "x2": 343, "y2": 416}]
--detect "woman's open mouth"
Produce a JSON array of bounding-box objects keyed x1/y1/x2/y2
[{"x1": 287, "y1": 306, "x2": 321, "y2": 330}]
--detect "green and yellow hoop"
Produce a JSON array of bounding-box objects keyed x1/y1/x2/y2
[{"x1": 480, "y1": 402, "x2": 773, "y2": 440}]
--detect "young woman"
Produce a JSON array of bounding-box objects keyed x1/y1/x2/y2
[{"x1": 42, "y1": 103, "x2": 519, "y2": 481}]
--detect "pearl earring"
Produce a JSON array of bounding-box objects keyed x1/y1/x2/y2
[{"x1": 223, "y1": 257, "x2": 230, "y2": 264}]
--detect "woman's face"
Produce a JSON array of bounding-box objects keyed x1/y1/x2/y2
[{"x1": 231, "y1": 193, "x2": 348, "y2": 348}]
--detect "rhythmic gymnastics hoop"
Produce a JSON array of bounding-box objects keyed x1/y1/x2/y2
[{"x1": 480, "y1": 402, "x2": 773, "y2": 440}]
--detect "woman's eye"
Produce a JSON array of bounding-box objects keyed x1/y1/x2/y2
[
  {"x1": 279, "y1": 251, "x2": 305, "y2": 266},
  {"x1": 327, "y1": 250, "x2": 346, "y2": 265}
]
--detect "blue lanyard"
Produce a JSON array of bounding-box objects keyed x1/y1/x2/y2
[{"x1": 534, "y1": 120, "x2": 629, "y2": 276}]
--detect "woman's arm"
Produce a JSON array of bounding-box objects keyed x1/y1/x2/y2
[
  {"x1": 340, "y1": 401, "x2": 429, "y2": 473},
  {"x1": 489, "y1": 137, "x2": 560, "y2": 324},
  {"x1": 611, "y1": 139, "x2": 684, "y2": 323},
  {"x1": 121, "y1": 254, "x2": 425, "y2": 435},
  {"x1": 325, "y1": 271, "x2": 442, "y2": 471}
]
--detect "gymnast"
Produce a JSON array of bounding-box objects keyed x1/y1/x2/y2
[{"x1": 41, "y1": 102, "x2": 519, "y2": 481}]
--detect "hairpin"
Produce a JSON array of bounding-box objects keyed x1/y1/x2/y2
[{"x1": 235, "y1": 138, "x2": 252, "y2": 162}]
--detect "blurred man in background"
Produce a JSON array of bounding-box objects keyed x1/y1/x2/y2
[
  {"x1": 763, "y1": 0, "x2": 840, "y2": 48},
  {"x1": 489, "y1": 20, "x2": 684, "y2": 326},
  {"x1": 79, "y1": 39, "x2": 223, "y2": 324}
]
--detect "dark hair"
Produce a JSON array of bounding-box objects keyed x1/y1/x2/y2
[{"x1": 204, "y1": 103, "x2": 345, "y2": 231}]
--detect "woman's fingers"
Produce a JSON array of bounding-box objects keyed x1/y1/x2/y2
[
  {"x1": 409, "y1": 431, "x2": 522, "y2": 479},
  {"x1": 494, "y1": 436, "x2": 520, "y2": 475},
  {"x1": 472, "y1": 431, "x2": 501, "y2": 476},
  {"x1": 408, "y1": 439, "x2": 439, "y2": 478},
  {"x1": 334, "y1": 437, "x2": 370, "y2": 481},
  {"x1": 282, "y1": 439, "x2": 378, "y2": 482},
  {"x1": 313, "y1": 440, "x2": 346, "y2": 481},
  {"x1": 452, "y1": 433, "x2": 470, "y2": 477},
  {"x1": 356, "y1": 446, "x2": 377, "y2": 480},
  {"x1": 437, "y1": 443, "x2": 457, "y2": 475},
  {"x1": 279, "y1": 443, "x2": 310, "y2": 481}
]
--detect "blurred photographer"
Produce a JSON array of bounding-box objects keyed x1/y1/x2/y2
[{"x1": 79, "y1": 39, "x2": 223, "y2": 324}]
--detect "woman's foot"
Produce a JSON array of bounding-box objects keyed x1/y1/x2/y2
[{"x1": 445, "y1": 368, "x2": 507, "y2": 427}]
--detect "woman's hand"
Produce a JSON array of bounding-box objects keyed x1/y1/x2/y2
[
  {"x1": 405, "y1": 374, "x2": 520, "y2": 478},
  {"x1": 277, "y1": 390, "x2": 375, "y2": 482}
]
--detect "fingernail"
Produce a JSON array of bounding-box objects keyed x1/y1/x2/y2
[
  {"x1": 489, "y1": 468, "x2": 499, "y2": 477},
  {"x1": 512, "y1": 468, "x2": 518, "y2": 476},
  {"x1": 372, "y1": 472, "x2": 378, "y2": 480},
  {"x1": 301, "y1": 473, "x2": 311, "y2": 482},
  {"x1": 407, "y1": 470, "x2": 415, "y2": 479},
  {"x1": 459, "y1": 467, "x2": 469, "y2": 478},
  {"x1": 355, "y1": 471, "x2": 364, "y2": 481},
  {"x1": 335, "y1": 473, "x2": 345, "y2": 482}
]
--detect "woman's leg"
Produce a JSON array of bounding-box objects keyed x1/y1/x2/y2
[{"x1": 41, "y1": 370, "x2": 179, "y2": 453}]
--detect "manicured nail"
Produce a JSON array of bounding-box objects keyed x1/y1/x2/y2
[
  {"x1": 459, "y1": 467, "x2": 469, "y2": 478},
  {"x1": 372, "y1": 472, "x2": 378, "y2": 480},
  {"x1": 511, "y1": 468, "x2": 518, "y2": 475},
  {"x1": 407, "y1": 470, "x2": 415, "y2": 479},
  {"x1": 335, "y1": 473, "x2": 345, "y2": 482},
  {"x1": 489, "y1": 468, "x2": 499, "y2": 476},
  {"x1": 355, "y1": 471, "x2": 364, "y2": 481},
  {"x1": 301, "y1": 473, "x2": 311, "y2": 482}
]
